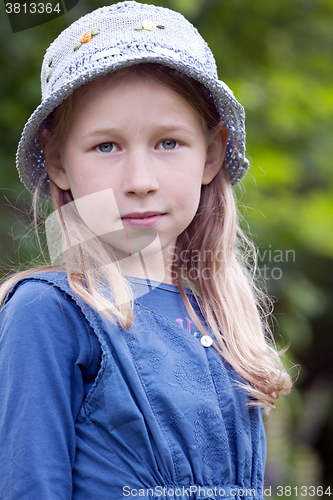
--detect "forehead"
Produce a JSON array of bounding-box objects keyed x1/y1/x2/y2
[
  {"x1": 68, "y1": 65, "x2": 210, "y2": 132},
  {"x1": 69, "y1": 75, "x2": 206, "y2": 137},
  {"x1": 73, "y1": 65, "x2": 179, "y2": 105},
  {"x1": 71, "y1": 68, "x2": 206, "y2": 130}
]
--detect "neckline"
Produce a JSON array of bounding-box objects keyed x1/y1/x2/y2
[{"x1": 125, "y1": 276, "x2": 194, "y2": 296}]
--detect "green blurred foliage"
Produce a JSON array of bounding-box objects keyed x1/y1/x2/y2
[{"x1": 1, "y1": 0, "x2": 332, "y2": 493}]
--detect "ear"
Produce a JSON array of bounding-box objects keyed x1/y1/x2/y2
[
  {"x1": 202, "y1": 121, "x2": 228, "y2": 185},
  {"x1": 40, "y1": 129, "x2": 71, "y2": 191}
]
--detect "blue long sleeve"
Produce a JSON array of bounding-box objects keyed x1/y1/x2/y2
[{"x1": 0, "y1": 280, "x2": 100, "y2": 499}]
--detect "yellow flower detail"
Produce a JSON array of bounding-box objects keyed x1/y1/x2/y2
[
  {"x1": 142, "y1": 20, "x2": 156, "y2": 31},
  {"x1": 134, "y1": 21, "x2": 165, "y2": 32}
]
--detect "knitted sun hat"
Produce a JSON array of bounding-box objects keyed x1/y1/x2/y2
[{"x1": 16, "y1": 0, "x2": 249, "y2": 198}]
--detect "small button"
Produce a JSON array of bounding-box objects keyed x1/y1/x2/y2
[
  {"x1": 193, "y1": 331, "x2": 200, "y2": 338},
  {"x1": 200, "y1": 335, "x2": 213, "y2": 347}
]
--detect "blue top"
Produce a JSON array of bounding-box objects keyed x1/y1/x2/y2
[{"x1": 0, "y1": 272, "x2": 266, "y2": 499}]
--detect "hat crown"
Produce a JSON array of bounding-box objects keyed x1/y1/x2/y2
[{"x1": 41, "y1": 1, "x2": 217, "y2": 100}]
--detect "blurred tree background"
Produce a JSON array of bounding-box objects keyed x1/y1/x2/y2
[{"x1": 0, "y1": 0, "x2": 332, "y2": 497}]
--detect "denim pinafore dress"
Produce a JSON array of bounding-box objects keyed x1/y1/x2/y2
[{"x1": 40, "y1": 273, "x2": 266, "y2": 500}]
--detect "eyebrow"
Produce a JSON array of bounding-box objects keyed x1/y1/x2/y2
[
  {"x1": 152, "y1": 124, "x2": 197, "y2": 137},
  {"x1": 81, "y1": 124, "x2": 196, "y2": 139},
  {"x1": 81, "y1": 128, "x2": 120, "y2": 140}
]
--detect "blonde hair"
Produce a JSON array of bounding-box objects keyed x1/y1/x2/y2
[{"x1": 0, "y1": 63, "x2": 291, "y2": 409}]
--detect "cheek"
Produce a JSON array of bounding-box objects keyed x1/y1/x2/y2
[
  {"x1": 62, "y1": 147, "x2": 91, "y2": 196},
  {"x1": 173, "y1": 182, "x2": 202, "y2": 218},
  {"x1": 63, "y1": 160, "x2": 103, "y2": 199}
]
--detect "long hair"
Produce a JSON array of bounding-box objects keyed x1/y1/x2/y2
[{"x1": 0, "y1": 63, "x2": 291, "y2": 409}]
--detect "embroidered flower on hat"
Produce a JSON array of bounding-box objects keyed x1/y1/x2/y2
[
  {"x1": 74, "y1": 27, "x2": 100, "y2": 51},
  {"x1": 81, "y1": 32, "x2": 93, "y2": 43},
  {"x1": 134, "y1": 20, "x2": 165, "y2": 31}
]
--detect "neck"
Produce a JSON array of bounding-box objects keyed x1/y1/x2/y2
[{"x1": 118, "y1": 239, "x2": 177, "y2": 285}]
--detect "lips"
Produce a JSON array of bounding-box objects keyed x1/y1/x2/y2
[{"x1": 121, "y1": 212, "x2": 165, "y2": 228}]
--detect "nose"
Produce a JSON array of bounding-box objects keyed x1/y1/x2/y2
[{"x1": 123, "y1": 150, "x2": 159, "y2": 198}]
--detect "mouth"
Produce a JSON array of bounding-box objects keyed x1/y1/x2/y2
[{"x1": 121, "y1": 212, "x2": 165, "y2": 228}]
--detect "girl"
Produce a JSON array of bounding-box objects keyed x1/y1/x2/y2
[{"x1": 0, "y1": 2, "x2": 291, "y2": 498}]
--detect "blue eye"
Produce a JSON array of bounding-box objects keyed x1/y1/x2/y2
[
  {"x1": 160, "y1": 140, "x2": 177, "y2": 150},
  {"x1": 97, "y1": 143, "x2": 114, "y2": 153}
]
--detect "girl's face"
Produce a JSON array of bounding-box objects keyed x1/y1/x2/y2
[{"x1": 46, "y1": 74, "x2": 226, "y2": 282}]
